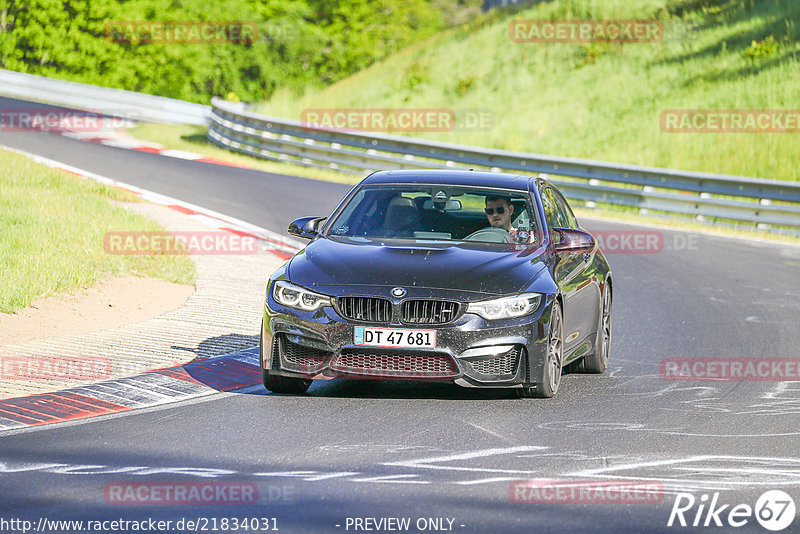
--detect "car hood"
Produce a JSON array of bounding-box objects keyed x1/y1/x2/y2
[{"x1": 286, "y1": 236, "x2": 545, "y2": 296}]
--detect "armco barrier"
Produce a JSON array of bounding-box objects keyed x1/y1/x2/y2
[
  {"x1": 208, "y1": 97, "x2": 800, "y2": 234},
  {"x1": 2, "y1": 70, "x2": 796, "y2": 234},
  {"x1": 0, "y1": 70, "x2": 209, "y2": 125}
]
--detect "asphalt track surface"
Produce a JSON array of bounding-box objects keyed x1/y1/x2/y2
[{"x1": 2, "y1": 97, "x2": 800, "y2": 533}]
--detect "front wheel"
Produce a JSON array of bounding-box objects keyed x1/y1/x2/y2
[
  {"x1": 262, "y1": 368, "x2": 312, "y2": 395},
  {"x1": 518, "y1": 303, "x2": 563, "y2": 398}
]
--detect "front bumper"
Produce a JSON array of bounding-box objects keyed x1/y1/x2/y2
[{"x1": 261, "y1": 293, "x2": 556, "y2": 388}]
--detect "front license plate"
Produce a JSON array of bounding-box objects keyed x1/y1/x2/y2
[{"x1": 354, "y1": 327, "x2": 436, "y2": 349}]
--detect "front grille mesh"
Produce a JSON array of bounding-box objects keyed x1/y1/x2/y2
[
  {"x1": 337, "y1": 297, "x2": 392, "y2": 323},
  {"x1": 331, "y1": 351, "x2": 458, "y2": 379},
  {"x1": 467, "y1": 348, "x2": 520, "y2": 377},
  {"x1": 280, "y1": 337, "x2": 329, "y2": 374},
  {"x1": 401, "y1": 300, "x2": 460, "y2": 324}
]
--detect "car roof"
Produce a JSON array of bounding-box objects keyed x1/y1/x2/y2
[{"x1": 362, "y1": 169, "x2": 537, "y2": 191}]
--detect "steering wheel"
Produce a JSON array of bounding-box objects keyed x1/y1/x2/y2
[{"x1": 464, "y1": 227, "x2": 510, "y2": 243}]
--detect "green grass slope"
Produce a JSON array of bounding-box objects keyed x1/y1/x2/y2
[
  {"x1": 0, "y1": 150, "x2": 195, "y2": 313},
  {"x1": 258, "y1": 0, "x2": 800, "y2": 181}
]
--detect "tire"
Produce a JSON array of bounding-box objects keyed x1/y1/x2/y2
[
  {"x1": 262, "y1": 368, "x2": 312, "y2": 395},
  {"x1": 567, "y1": 283, "x2": 611, "y2": 374},
  {"x1": 518, "y1": 303, "x2": 563, "y2": 398},
  {"x1": 260, "y1": 326, "x2": 312, "y2": 395}
]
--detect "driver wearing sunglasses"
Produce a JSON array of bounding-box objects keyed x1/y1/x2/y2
[{"x1": 484, "y1": 196, "x2": 515, "y2": 232}]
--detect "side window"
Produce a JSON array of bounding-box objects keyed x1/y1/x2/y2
[
  {"x1": 552, "y1": 189, "x2": 578, "y2": 229},
  {"x1": 540, "y1": 187, "x2": 556, "y2": 229},
  {"x1": 541, "y1": 187, "x2": 569, "y2": 229}
]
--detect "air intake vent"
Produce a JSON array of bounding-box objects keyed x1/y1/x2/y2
[
  {"x1": 466, "y1": 347, "x2": 521, "y2": 378},
  {"x1": 280, "y1": 336, "x2": 329, "y2": 374},
  {"x1": 332, "y1": 351, "x2": 458, "y2": 379}
]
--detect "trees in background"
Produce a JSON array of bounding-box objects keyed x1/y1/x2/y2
[{"x1": 0, "y1": 0, "x2": 451, "y2": 102}]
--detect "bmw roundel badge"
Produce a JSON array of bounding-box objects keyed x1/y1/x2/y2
[{"x1": 391, "y1": 287, "x2": 407, "y2": 298}]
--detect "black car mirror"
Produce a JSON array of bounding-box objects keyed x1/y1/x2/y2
[
  {"x1": 422, "y1": 199, "x2": 462, "y2": 211},
  {"x1": 288, "y1": 216, "x2": 327, "y2": 239},
  {"x1": 552, "y1": 227, "x2": 595, "y2": 253}
]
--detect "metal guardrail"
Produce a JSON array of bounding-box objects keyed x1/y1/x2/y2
[
  {"x1": 2, "y1": 70, "x2": 796, "y2": 232},
  {"x1": 0, "y1": 70, "x2": 210, "y2": 125},
  {"x1": 208, "y1": 98, "x2": 800, "y2": 233}
]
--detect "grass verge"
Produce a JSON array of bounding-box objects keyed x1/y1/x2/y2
[
  {"x1": 257, "y1": 0, "x2": 800, "y2": 181},
  {"x1": 0, "y1": 149, "x2": 196, "y2": 314}
]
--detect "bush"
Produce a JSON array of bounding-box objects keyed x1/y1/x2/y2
[
  {"x1": 0, "y1": 0, "x2": 454, "y2": 103},
  {"x1": 744, "y1": 35, "x2": 780, "y2": 60}
]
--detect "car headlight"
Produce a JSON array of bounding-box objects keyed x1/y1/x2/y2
[
  {"x1": 272, "y1": 281, "x2": 331, "y2": 311},
  {"x1": 467, "y1": 293, "x2": 541, "y2": 320}
]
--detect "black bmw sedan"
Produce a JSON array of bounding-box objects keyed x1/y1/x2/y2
[{"x1": 261, "y1": 170, "x2": 612, "y2": 398}]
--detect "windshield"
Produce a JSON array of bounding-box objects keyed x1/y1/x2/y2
[{"x1": 326, "y1": 184, "x2": 539, "y2": 247}]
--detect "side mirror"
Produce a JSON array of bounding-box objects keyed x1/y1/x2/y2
[
  {"x1": 288, "y1": 216, "x2": 327, "y2": 239},
  {"x1": 552, "y1": 228, "x2": 595, "y2": 254}
]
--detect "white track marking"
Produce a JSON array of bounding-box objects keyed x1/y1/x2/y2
[
  {"x1": 454, "y1": 477, "x2": 521, "y2": 486},
  {"x1": 383, "y1": 446, "x2": 546, "y2": 474},
  {"x1": 350, "y1": 474, "x2": 429, "y2": 484},
  {"x1": 463, "y1": 421, "x2": 514, "y2": 443},
  {"x1": 253, "y1": 471, "x2": 317, "y2": 478},
  {"x1": 566, "y1": 455, "x2": 800, "y2": 489},
  {"x1": 159, "y1": 149, "x2": 205, "y2": 160},
  {"x1": 301, "y1": 472, "x2": 361, "y2": 481}
]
